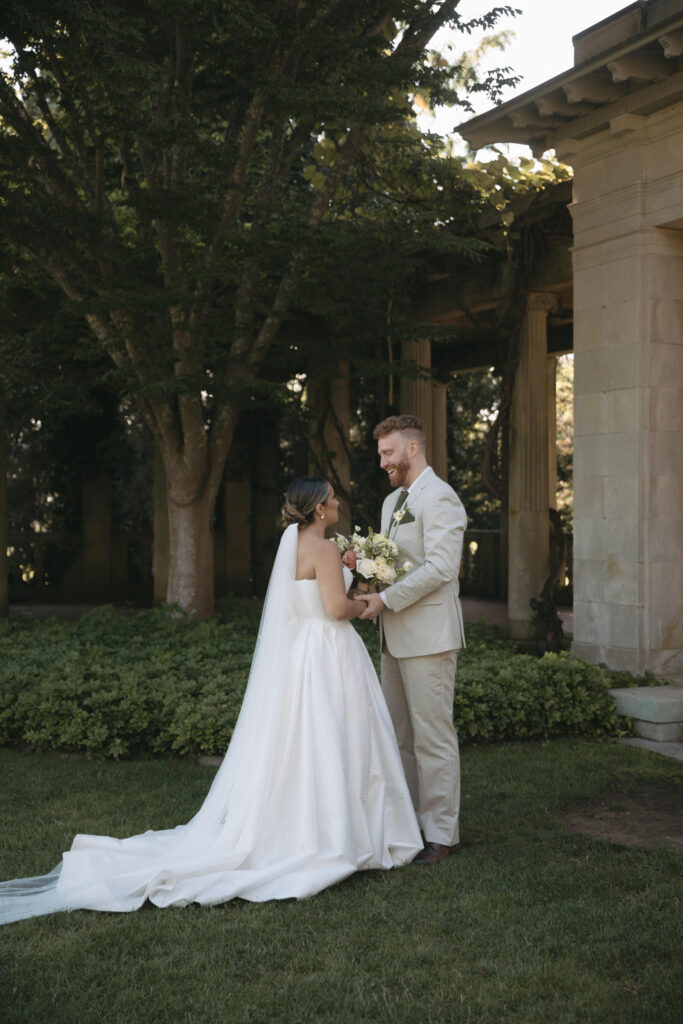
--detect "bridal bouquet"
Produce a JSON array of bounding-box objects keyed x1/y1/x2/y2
[{"x1": 334, "y1": 527, "x2": 412, "y2": 593}]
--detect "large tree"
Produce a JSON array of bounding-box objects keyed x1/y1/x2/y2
[{"x1": 0, "y1": 0, "x2": 514, "y2": 616}]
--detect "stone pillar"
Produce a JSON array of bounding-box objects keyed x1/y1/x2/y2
[
  {"x1": 251, "y1": 411, "x2": 281, "y2": 596},
  {"x1": 223, "y1": 479, "x2": 252, "y2": 596},
  {"x1": 507, "y1": 293, "x2": 558, "y2": 639},
  {"x1": 401, "y1": 339, "x2": 434, "y2": 462},
  {"x1": 0, "y1": 396, "x2": 7, "y2": 617},
  {"x1": 82, "y1": 475, "x2": 112, "y2": 601},
  {"x1": 431, "y1": 382, "x2": 449, "y2": 481},
  {"x1": 153, "y1": 445, "x2": 169, "y2": 604},
  {"x1": 566, "y1": 113, "x2": 683, "y2": 680},
  {"x1": 547, "y1": 356, "x2": 558, "y2": 509},
  {"x1": 309, "y1": 361, "x2": 352, "y2": 537},
  {"x1": 111, "y1": 534, "x2": 129, "y2": 600}
]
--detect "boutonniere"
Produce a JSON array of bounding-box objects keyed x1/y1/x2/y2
[{"x1": 392, "y1": 506, "x2": 415, "y2": 526}]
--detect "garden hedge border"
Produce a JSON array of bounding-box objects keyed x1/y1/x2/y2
[{"x1": 0, "y1": 608, "x2": 656, "y2": 758}]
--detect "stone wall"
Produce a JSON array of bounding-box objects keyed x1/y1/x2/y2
[{"x1": 564, "y1": 100, "x2": 683, "y2": 681}]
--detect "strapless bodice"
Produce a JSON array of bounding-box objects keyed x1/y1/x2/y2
[{"x1": 292, "y1": 566, "x2": 352, "y2": 622}]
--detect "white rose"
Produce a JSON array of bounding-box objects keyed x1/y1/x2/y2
[
  {"x1": 376, "y1": 564, "x2": 397, "y2": 585},
  {"x1": 402, "y1": 560, "x2": 413, "y2": 572},
  {"x1": 357, "y1": 558, "x2": 378, "y2": 580}
]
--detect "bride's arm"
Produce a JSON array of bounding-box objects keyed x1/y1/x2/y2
[{"x1": 315, "y1": 542, "x2": 359, "y2": 620}]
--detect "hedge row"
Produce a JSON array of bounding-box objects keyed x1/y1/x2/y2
[{"x1": 0, "y1": 608, "x2": 654, "y2": 758}]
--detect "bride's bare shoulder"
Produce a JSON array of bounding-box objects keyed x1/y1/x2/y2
[
  {"x1": 315, "y1": 540, "x2": 345, "y2": 580},
  {"x1": 296, "y1": 530, "x2": 338, "y2": 578},
  {"x1": 301, "y1": 533, "x2": 334, "y2": 556},
  {"x1": 301, "y1": 533, "x2": 340, "y2": 565}
]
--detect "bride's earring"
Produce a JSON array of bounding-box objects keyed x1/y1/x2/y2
[{"x1": 320, "y1": 513, "x2": 325, "y2": 520}]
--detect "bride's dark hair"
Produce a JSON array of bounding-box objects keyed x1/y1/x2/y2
[{"x1": 282, "y1": 477, "x2": 330, "y2": 527}]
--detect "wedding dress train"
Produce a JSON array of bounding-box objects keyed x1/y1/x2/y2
[{"x1": 0, "y1": 525, "x2": 421, "y2": 924}]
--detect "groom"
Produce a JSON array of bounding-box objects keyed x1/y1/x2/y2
[{"x1": 356, "y1": 415, "x2": 467, "y2": 865}]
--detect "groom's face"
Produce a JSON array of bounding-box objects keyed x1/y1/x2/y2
[{"x1": 378, "y1": 431, "x2": 411, "y2": 488}]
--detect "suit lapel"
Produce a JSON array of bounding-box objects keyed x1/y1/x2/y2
[
  {"x1": 383, "y1": 468, "x2": 435, "y2": 536},
  {"x1": 408, "y1": 467, "x2": 434, "y2": 509},
  {"x1": 383, "y1": 489, "x2": 401, "y2": 535}
]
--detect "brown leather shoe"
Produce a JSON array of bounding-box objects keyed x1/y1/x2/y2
[{"x1": 413, "y1": 842, "x2": 460, "y2": 865}]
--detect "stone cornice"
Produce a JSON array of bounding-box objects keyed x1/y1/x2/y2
[{"x1": 458, "y1": 2, "x2": 683, "y2": 157}]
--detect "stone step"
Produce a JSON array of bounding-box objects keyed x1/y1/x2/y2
[
  {"x1": 609, "y1": 685, "x2": 683, "y2": 743},
  {"x1": 619, "y1": 737, "x2": 683, "y2": 763}
]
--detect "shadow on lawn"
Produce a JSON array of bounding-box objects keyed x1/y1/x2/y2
[{"x1": 559, "y1": 778, "x2": 683, "y2": 851}]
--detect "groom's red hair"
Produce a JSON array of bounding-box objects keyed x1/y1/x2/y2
[{"x1": 373, "y1": 415, "x2": 425, "y2": 447}]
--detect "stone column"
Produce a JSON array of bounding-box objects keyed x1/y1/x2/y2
[
  {"x1": 566, "y1": 112, "x2": 683, "y2": 680},
  {"x1": 0, "y1": 396, "x2": 7, "y2": 617},
  {"x1": 82, "y1": 475, "x2": 112, "y2": 601},
  {"x1": 110, "y1": 534, "x2": 129, "y2": 600},
  {"x1": 400, "y1": 339, "x2": 433, "y2": 462},
  {"x1": 507, "y1": 293, "x2": 558, "y2": 639},
  {"x1": 153, "y1": 445, "x2": 169, "y2": 604},
  {"x1": 431, "y1": 382, "x2": 449, "y2": 481},
  {"x1": 547, "y1": 356, "x2": 558, "y2": 510},
  {"x1": 309, "y1": 361, "x2": 351, "y2": 537},
  {"x1": 251, "y1": 411, "x2": 281, "y2": 596},
  {"x1": 223, "y1": 479, "x2": 252, "y2": 596}
]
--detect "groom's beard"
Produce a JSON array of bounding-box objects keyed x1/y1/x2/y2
[{"x1": 385, "y1": 456, "x2": 410, "y2": 488}]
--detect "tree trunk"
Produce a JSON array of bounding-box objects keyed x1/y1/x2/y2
[{"x1": 166, "y1": 491, "x2": 215, "y2": 619}]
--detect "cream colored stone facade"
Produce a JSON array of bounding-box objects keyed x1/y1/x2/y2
[
  {"x1": 458, "y1": 0, "x2": 683, "y2": 680},
  {"x1": 559, "y1": 107, "x2": 683, "y2": 680}
]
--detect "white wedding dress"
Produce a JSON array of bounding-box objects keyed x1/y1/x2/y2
[{"x1": 0, "y1": 525, "x2": 421, "y2": 924}]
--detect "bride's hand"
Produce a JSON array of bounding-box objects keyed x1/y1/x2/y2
[{"x1": 342, "y1": 550, "x2": 357, "y2": 570}]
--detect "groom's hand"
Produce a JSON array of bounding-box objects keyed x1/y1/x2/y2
[{"x1": 355, "y1": 592, "x2": 384, "y2": 621}]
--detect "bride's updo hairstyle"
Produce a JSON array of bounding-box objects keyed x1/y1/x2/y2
[{"x1": 282, "y1": 477, "x2": 330, "y2": 528}]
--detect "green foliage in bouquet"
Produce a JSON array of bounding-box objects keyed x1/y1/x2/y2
[
  {"x1": 0, "y1": 612, "x2": 659, "y2": 758},
  {"x1": 334, "y1": 528, "x2": 410, "y2": 590}
]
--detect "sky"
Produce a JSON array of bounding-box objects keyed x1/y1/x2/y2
[{"x1": 418, "y1": 0, "x2": 635, "y2": 146}]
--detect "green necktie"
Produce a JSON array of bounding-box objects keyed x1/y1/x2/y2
[{"x1": 391, "y1": 489, "x2": 409, "y2": 519}]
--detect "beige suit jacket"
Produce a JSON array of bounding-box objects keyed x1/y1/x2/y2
[{"x1": 380, "y1": 467, "x2": 467, "y2": 659}]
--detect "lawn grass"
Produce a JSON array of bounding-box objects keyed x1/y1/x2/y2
[{"x1": 1, "y1": 739, "x2": 681, "y2": 1024}]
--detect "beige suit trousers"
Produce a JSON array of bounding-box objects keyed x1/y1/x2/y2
[{"x1": 381, "y1": 647, "x2": 460, "y2": 846}]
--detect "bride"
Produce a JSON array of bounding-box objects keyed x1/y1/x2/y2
[{"x1": 0, "y1": 477, "x2": 422, "y2": 924}]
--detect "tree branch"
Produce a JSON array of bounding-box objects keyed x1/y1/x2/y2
[
  {"x1": 32, "y1": 80, "x2": 95, "y2": 204},
  {"x1": 43, "y1": 41, "x2": 99, "y2": 151},
  {"x1": 396, "y1": 0, "x2": 463, "y2": 60},
  {"x1": 0, "y1": 79, "x2": 91, "y2": 215}
]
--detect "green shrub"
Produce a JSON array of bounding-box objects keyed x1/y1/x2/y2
[
  {"x1": 454, "y1": 651, "x2": 624, "y2": 743},
  {"x1": 0, "y1": 607, "x2": 254, "y2": 758},
  {"x1": 0, "y1": 607, "x2": 654, "y2": 758}
]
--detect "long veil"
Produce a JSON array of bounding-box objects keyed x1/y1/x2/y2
[
  {"x1": 0, "y1": 524, "x2": 300, "y2": 926},
  {"x1": 186, "y1": 522, "x2": 299, "y2": 827}
]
